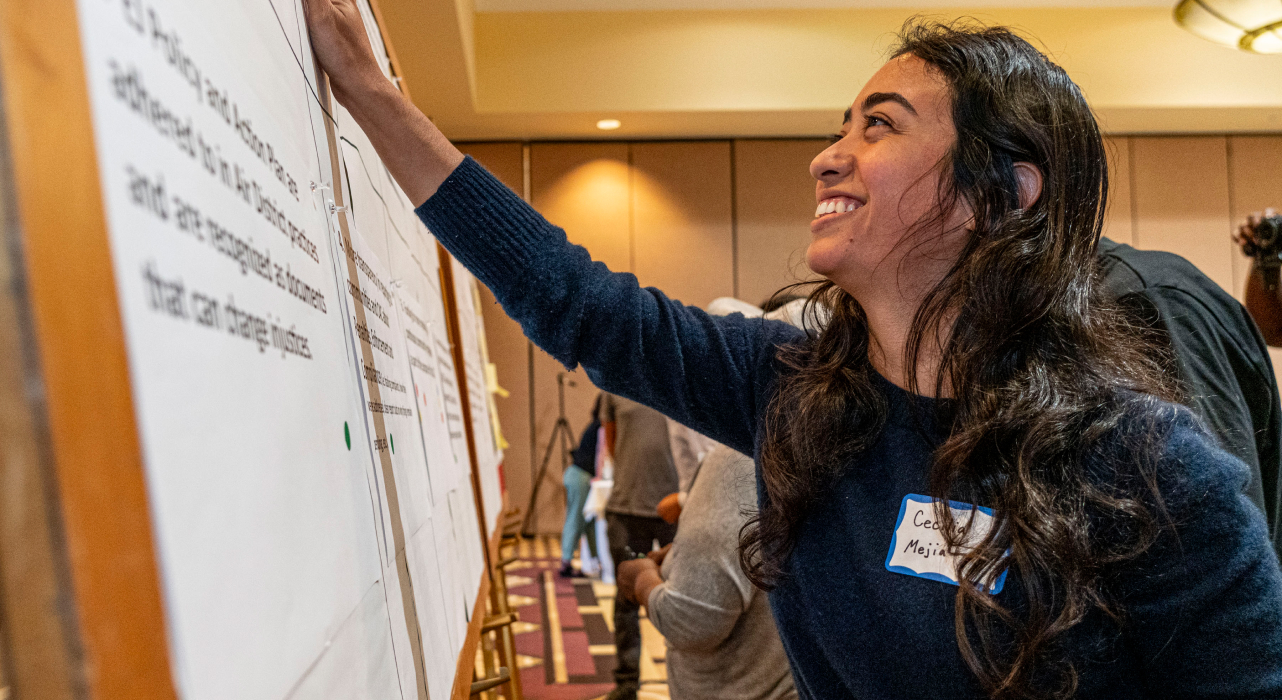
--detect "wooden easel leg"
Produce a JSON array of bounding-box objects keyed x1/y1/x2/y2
[{"x1": 488, "y1": 559, "x2": 524, "y2": 699}]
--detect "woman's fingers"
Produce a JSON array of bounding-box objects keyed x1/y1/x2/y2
[{"x1": 301, "y1": 0, "x2": 383, "y2": 103}]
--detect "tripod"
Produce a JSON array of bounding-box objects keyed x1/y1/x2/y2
[{"x1": 522, "y1": 372, "x2": 577, "y2": 537}]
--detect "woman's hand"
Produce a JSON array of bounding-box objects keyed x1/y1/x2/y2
[
  {"x1": 300, "y1": 0, "x2": 386, "y2": 105},
  {"x1": 300, "y1": 0, "x2": 464, "y2": 206}
]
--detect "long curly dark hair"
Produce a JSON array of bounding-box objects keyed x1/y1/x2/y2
[{"x1": 740, "y1": 21, "x2": 1182, "y2": 699}]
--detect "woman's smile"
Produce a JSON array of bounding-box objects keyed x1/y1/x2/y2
[{"x1": 811, "y1": 195, "x2": 865, "y2": 234}]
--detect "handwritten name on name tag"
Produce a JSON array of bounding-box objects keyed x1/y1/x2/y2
[{"x1": 884, "y1": 493, "x2": 1008, "y2": 594}]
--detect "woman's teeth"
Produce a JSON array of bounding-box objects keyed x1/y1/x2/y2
[{"x1": 814, "y1": 197, "x2": 860, "y2": 219}]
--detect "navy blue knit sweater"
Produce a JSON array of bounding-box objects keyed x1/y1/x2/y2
[{"x1": 419, "y1": 157, "x2": 1282, "y2": 699}]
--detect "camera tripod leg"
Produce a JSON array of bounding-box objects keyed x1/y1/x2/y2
[{"x1": 521, "y1": 417, "x2": 575, "y2": 537}]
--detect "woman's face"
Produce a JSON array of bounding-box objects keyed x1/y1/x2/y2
[{"x1": 807, "y1": 54, "x2": 967, "y2": 300}]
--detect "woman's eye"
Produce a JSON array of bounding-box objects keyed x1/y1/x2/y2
[
  {"x1": 827, "y1": 133, "x2": 845, "y2": 145},
  {"x1": 865, "y1": 115, "x2": 891, "y2": 130}
]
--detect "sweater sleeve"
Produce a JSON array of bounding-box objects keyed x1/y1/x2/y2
[
  {"x1": 417, "y1": 157, "x2": 803, "y2": 454},
  {"x1": 647, "y1": 584, "x2": 744, "y2": 653},
  {"x1": 1118, "y1": 407, "x2": 1282, "y2": 697}
]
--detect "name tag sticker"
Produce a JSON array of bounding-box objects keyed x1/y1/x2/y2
[{"x1": 885, "y1": 493, "x2": 1008, "y2": 594}]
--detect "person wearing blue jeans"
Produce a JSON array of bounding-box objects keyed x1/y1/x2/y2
[{"x1": 560, "y1": 402, "x2": 601, "y2": 577}]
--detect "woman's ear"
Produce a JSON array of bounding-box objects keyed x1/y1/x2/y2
[{"x1": 1013, "y1": 161, "x2": 1043, "y2": 209}]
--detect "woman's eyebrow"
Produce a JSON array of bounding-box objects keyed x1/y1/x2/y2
[{"x1": 861, "y1": 92, "x2": 918, "y2": 116}]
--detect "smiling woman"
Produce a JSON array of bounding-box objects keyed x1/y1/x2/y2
[
  {"x1": 744, "y1": 23, "x2": 1205, "y2": 699},
  {"x1": 301, "y1": 1, "x2": 1282, "y2": 698}
]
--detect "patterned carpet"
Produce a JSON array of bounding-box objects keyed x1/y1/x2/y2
[{"x1": 506, "y1": 536, "x2": 670, "y2": 700}]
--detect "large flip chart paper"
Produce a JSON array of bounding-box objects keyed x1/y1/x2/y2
[
  {"x1": 70, "y1": 0, "x2": 496, "y2": 697},
  {"x1": 452, "y1": 261, "x2": 506, "y2": 535}
]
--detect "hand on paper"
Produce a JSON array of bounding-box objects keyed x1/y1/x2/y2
[
  {"x1": 299, "y1": 0, "x2": 384, "y2": 104},
  {"x1": 300, "y1": 0, "x2": 464, "y2": 206}
]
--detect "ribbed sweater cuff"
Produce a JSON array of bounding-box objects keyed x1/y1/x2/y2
[{"x1": 415, "y1": 156, "x2": 550, "y2": 294}]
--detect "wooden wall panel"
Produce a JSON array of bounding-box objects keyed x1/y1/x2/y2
[
  {"x1": 735, "y1": 139, "x2": 826, "y2": 307},
  {"x1": 532, "y1": 143, "x2": 632, "y2": 272},
  {"x1": 1132, "y1": 136, "x2": 1234, "y2": 293},
  {"x1": 459, "y1": 142, "x2": 524, "y2": 193},
  {"x1": 631, "y1": 141, "x2": 735, "y2": 309},
  {"x1": 525, "y1": 143, "x2": 633, "y2": 534},
  {"x1": 457, "y1": 143, "x2": 533, "y2": 528},
  {"x1": 1229, "y1": 135, "x2": 1282, "y2": 302},
  {"x1": 1102, "y1": 136, "x2": 1134, "y2": 246},
  {"x1": 527, "y1": 357, "x2": 601, "y2": 534}
]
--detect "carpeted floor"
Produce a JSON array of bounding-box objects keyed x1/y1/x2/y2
[{"x1": 506, "y1": 536, "x2": 670, "y2": 700}]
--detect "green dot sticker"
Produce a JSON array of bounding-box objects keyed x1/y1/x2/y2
[
  {"x1": 344, "y1": 421, "x2": 351, "y2": 450},
  {"x1": 390, "y1": 434, "x2": 395, "y2": 454}
]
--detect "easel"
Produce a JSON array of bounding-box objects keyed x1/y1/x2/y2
[
  {"x1": 521, "y1": 372, "x2": 577, "y2": 537},
  {"x1": 0, "y1": 0, "x2": 522, "y2": 697}
]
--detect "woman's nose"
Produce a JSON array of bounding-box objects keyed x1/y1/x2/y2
[{"x1": 810, "y1": 141, "x2": 853, "y2": 183}]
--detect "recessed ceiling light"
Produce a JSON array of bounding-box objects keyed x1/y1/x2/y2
[{"x1": 596, "y1": 119, "x2": 621, "y2": 130}]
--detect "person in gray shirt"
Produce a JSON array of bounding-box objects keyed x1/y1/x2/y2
[
  {"x1": 599, "y1": 392, "x2": 679, "y2": 700},
  {"x1": 618, "y1": 445, "x2": 798, "y2": 700}
]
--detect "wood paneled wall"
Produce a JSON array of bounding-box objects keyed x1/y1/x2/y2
[
  {"x1": 462, "y1": 135, "x2": 1282, "y2": 535},
  {"x1": 735, "y1": 139, "x2": 828, "y2": 306}
]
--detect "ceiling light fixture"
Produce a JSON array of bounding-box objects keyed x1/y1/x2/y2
[
  {"x1": 1174, "y1": 0, "x2": 1282, "y2": 53},
  {"x1": 596, "y1": 119, "x2": 621, "y2": 131}
]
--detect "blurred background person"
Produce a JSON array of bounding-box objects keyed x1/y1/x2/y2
[
  {"x1": 599, "y1": 392, "x2": 680, "y2": 700},
  {"x1": 560, "y1": 396, "x2": 603, "y2": 578},
  {"x1": 1100, "y1": 231, "x2": 1282, "y2": 556}
]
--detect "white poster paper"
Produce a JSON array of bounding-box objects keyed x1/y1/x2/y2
[
  {"x1": 73, "y1": 1, "x2": 398, "y2": 698},
  {"x1": 452, "y1": 261, "x2": 506, "y2": 534}
]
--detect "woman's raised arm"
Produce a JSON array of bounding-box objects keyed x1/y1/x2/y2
[
  {"x1": 302, "y1": 0, "x2": 463, "y2": 206},
  {"x1": 301, "y1": 0, "x2": 800, "y2": 454}
]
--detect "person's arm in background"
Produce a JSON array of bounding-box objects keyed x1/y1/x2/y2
[
  {"x1": 656, "y1": 493, "x2": 682, "y2": 523},
  {"x1": 641, "y1": 450, "x2": 760, "y2": 653},
  {"x1": 1237, "y1": 209, "x2": 1282, "y2": 346}
]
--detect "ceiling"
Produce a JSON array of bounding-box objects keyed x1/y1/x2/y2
[{"x1": 375, "y1": 0, "x2": 1282, "y2": 141}]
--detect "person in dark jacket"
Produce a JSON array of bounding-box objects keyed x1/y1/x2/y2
[
  {"x1": 303, "y1": 6, "x2": 1282, "y2": 699},
  {"x1": 1098, "y1": 237, "x2": 1282, "y2": 556}
]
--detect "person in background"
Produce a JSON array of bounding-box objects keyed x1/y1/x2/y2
[
  {"x1": 659, "y1": 419, "x2": 716, "y2": 523},
  {"x1": 618, "y1": 300, "x2": 805, "y2": 700},
  {"x1": 1098, "y1": 233, "x2": 1282, "y2": 557},
  {"x1": 1238, "y1": 208, "x2": 1282, "y2": 345},
  {"x1": 621, "y1": 447, "x2": 798, "y2": 700},
  {"x1": 599, "y1": 392, "x2": 680, "y2": 700},
  {"x1": 560, "y1": 396, "x2": 602, "y2": 578}
]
